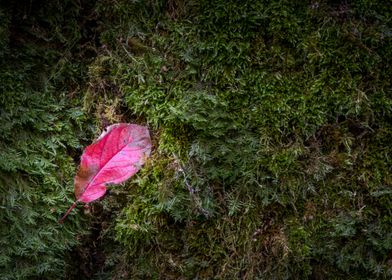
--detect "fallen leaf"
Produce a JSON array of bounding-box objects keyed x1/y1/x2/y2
[{"x1": 59, "y1": 123, "x2": 151, "y2": 222}]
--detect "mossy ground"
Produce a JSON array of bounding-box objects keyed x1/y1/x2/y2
[{"x1": 1, "y1": 0, "x2": 392, "y2": 279}]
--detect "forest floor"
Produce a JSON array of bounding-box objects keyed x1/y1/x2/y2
[{"x1": 1, "y1": 0, "x2": 392, "y2": 279}]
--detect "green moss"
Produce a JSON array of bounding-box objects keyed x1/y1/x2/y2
[
  {"x1": 86, "y1": 0, "x2": 392, "y2": 278},
  {"x1": 0, "y1": 1, "x2": 95, "y2": 279},
  {"x1": 2, "y1": 0, "x2": 392, "y2": 279}
]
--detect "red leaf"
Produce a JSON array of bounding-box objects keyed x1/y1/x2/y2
[{"x1": 59, "y1": 123, "x2": 152, "y2": 222}]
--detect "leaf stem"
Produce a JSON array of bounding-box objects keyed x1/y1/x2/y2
[{"x1": 58, "y1": 202, "x2": 77, "y2": 224}]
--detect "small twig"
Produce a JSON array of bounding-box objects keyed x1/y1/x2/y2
[{"x1": 173, "y1": 153, "x2": 210, "y2": 217}]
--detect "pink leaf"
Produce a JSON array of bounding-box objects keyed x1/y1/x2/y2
[{"x1": 59, "y1": 123, "x2": 152, "y2": 222}]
